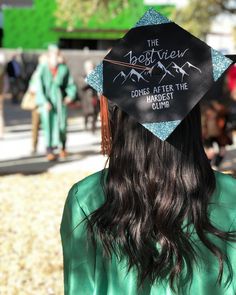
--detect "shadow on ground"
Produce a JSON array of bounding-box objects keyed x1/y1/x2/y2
[
  {"x1": 3, "y1": 97, "x2": 82, "y2": 127},
  {"x1": 0, "y1": 150, "x2": 101, "y2": 175}
]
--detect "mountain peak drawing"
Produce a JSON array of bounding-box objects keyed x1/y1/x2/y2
[
  {"x1": 182, "y1": 61, "x2": 202, "y2": 73},
  {"x1": 112, "y1": 61, "x2": 202, "y2": 84},
  {"x1": 113, "y1": 71, "x2": 126, "y2": 83},
  {"x1": 113, "y1": 68, "x2": 149, "y2": 84},
  {"x1": 156, "y1": 61, "x2": 175, "y2": 83}
]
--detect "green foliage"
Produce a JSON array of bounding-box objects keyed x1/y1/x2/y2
[
  {"x1": 55, "y1": 0, "x2": 129, "y2": 29},
  {"x1": 3, "y1": 0, "x2": 57, "y2": 49},
  {"x1": 172, "y1": 0, "x2": 236, "y2": 40},
  {"x1": 3, "y1": 0, "x2": 174, "y2": 49}
]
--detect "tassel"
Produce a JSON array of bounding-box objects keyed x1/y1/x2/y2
[{"x1": 100, "y1": 95, "x2": 112, "y2": 156}]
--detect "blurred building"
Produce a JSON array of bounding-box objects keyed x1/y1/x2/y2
[
  {"x1": 206, "y1": 14, "x2": 236, "y2": 54},
  {"x1": 1, "y1": 0, "x2": 175, "y2": 50}
]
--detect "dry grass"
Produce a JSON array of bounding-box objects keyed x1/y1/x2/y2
[
  {"x1": 1, "y1": 170, "x2": 235, "y2": 295},
  {"x1": 0, "y1": 172, "x2": 89, "y2": 295}
]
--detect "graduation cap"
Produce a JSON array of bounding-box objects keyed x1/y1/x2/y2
[{"x1": 86, "y1": 8, "x2": 232, "y2": 143}]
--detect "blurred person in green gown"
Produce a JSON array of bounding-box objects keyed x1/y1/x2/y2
[
  {"x1": 0, "y1": 53, "x2": 5, "y2": 138},
  {"x1": 37, "y1": 45, "x2": 77, "y2": 161},
  {"x1": 24, "y1": 54, "x2": 48, "y2": 154}
]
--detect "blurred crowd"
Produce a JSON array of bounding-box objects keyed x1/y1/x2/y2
[
  {"x1": 0, "y1": 46, "x2": 100, "y2": 161},
  {"x1": 0, "y1": 48, "x2": 236, "y2": 168},
  {"x1": 202, "y1": 63, "x2": 236, "y2": 168}
]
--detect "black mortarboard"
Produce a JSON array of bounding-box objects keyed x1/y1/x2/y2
[{"x1": 86, "y1": 8, "x2": 232, "y2": 141}]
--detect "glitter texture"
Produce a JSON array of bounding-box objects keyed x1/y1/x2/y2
[
  {"x1": 135, "y1": 7, "x2": 171, "y2": 27},
  {"x1": 85, "y1": 63, "x2": 103, "y2": 93},
  {"x1": 142, "y1": 120, "x2": 181, "y2": 141},
  {"x1": 211, "y1": 48, "x2": 233, "y2": 81}
]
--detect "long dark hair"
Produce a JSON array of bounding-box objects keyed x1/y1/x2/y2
[{"x1": 88, "y1": 103, "x2": 236, "y2": 291}]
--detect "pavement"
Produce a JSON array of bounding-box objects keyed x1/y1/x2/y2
[
  {"x1": 0, "y1": 98, "x2": 106, "y2": 175},
  {"x1": 0, "y1": 97, "x2": 236, "y2": 175}
]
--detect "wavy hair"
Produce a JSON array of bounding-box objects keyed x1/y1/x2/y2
[{"x1": 88, "y1": 103, "x2": 236, "y2": 291}]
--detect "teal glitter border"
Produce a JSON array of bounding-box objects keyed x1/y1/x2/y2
[
  {"x1": 85, "y1": 63, "x2": 103, "y2": 94},
  {"x1": 211, "y1": 48, "x2": 233, "y2": 81},
  {"x1": 143, "y1": 120, "x2": 181, "y2": 141},
  {"x1": 135, "y1": 7, "x2": 171, "y2": 27}
]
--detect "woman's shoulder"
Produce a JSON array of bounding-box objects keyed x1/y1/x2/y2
[
  {"x1": 214, "y1": 171, "x2": 236, "y2": 203},
  {"x1": 66, "y1": 169, "x2": 106, "y2": 215},
  {"x1": 211, "y1": 171, "x2": 236, "y2": 230}
]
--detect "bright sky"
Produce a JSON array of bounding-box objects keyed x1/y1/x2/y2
[{"x1": 144, "y1": 0, "x2": 188, "y2": 7}]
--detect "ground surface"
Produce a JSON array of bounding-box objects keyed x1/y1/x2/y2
[
  {"x1": 0, "y1": 172, "x2": 87, "y2": 295},
  {"x1": 0, "y1": 99, "x2": 105, "y2": 295},
  {"x1": 0, "y1": 98, "x2": 236, "y2": 294}
]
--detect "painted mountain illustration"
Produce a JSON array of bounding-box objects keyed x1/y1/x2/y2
[
  {"x1": 150, "y1": 61, "x2": 175, "y2": 83},
  {"x1": 182, "y1": 62, "x2": 202, "y2": 73},
  {"x1": 113, "y1": 71, "x2": 126, "y2": 83},
  {"x1": 113, "y1": 69, "x2": 149, "y2": 84},
  {"x1": 168, "y1": 61, "x2": 201, "y2": 82},
  {"x1": 112, "y1": 61, "x2": 202, "y2": 84}
]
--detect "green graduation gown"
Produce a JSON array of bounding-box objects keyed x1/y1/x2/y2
[
  {"x1": 60, "y1": 170, "x2": 236, "y2": 295},
  {"x1": 37, "y1": 63, "x2": 77, "y2": 148}
]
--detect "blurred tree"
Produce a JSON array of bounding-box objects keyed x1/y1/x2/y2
[
  {"x1": 55, "y1": 0, "x2": 129, "y2": 29},
  {"x1": 233, "y1": 27, "x2": 236, "y2": 44},
  {"x1": 172, "y1": 0, "x2": 236, "y2": 40}
]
